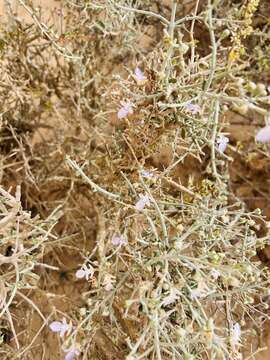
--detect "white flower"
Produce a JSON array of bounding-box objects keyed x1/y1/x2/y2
[
  {"x1": 210, "y1": 269, "x2": 221, "y2": 280},
  {"x1": 162, "y1": 288, "x2": 180, "y2": 306},
  {"x1": 117, "y1": 101, "x2": 133, "y2": 119},
  {"x1": 135, "y1": 194, "x2": 151, "y2": 211},
  {"x1": 231, "y1": 322, "x2": 241, "y2": 346},
  {"x1": 190, "y1": 288, "x2": 209, "y2": 299},
  {"x1": 111, "y1": 234, "x2": 127, "y2": 246},
  {"x1": 75, "y1": 264, "x2": 94, "y2": 280},
  {"x1": 103, "y1": 273, "x2": 115, "y2": 291},
  {"x1": 217, "y1": 135, "x2": 229, "y2": 153},
  {"x1": 134, "y1": 67, "x2": 147, "y2": 83},
  {"x1": 190, "y1": 280, "x2": 213, "y2": 299},
  {"x1": 184, "y1": 103, "x2": 201, "y2": 114},
  {"x1": 255, "y1": 125, "x2": 270, "y2": 143},
  {"x1": 49, "y1": 318, "x2": 72, "y2": 338}
]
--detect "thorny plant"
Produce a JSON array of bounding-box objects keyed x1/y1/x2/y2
[
  {"x1": 1, "y1": 0, "x2": 270, "y2": 359},
  {"x1": 0, "y1": 186, "x2": 59, "y2": 356}
]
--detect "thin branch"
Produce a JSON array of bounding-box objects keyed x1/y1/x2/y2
[
  {"x1": 66, "y1": 156, "x2": 119, "y2": 199},
  {"x1": 114, "y1": 3, "x2": 170, "y2": 25}
]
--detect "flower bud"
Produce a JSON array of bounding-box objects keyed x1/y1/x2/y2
[
  {"x1": 179, "y1": 43, "x2": 189, "y2": 54},
  {"x1": 220, "y1": 29, "x2": 230, "y2": 40}
]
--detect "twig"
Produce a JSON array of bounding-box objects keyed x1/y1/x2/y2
[
  {"x1": 210, "y1": 99, "x2": 220, "y2": 181},
  {"x1": 189, "y1": 0, "x2": 201, "y2": 67},
  {"x1": 66, "y1": 156, "x2": 119, "y2": 199},
  {"x1": 204, "y1": 0, "x2": 217, "y2": 91},
  {"x1": 162, "y1": 2, "x2": 177, "y2": 83},
  {"x1": 163, "y1": 177, "x2": 201, "y2": 200},
  {"x1": 16, "y1": 0, "x2": 80, "y2": 60},
  {"x1": 114, "y1": 3, "x2": 170, "y2": 26}
]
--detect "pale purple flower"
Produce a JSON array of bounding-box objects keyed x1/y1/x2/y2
[
  {"x1": 135, "y1": 194, "x2": 151, "y2": 211},
  {"x1": 184, "y1": 103, "x2": 201, "y2": 114},
  {"x1": 117, "y1": 101, "x2": 133, "y2": 119},
  {"x1": 217, "y1": 135, "x2": 229, "y2": 153},
  {"x1": 141, "y1": 169, "x2": 154, "y2": 178},
  {"x1": 64, "y1": 348, "x2": 80, "y2": 360},
  {"x1": 49, "y1": 318, "x2": 72, "y2": 338},
  {"x1": 134, "y1": 67, "x2": 147, "y2": 82},
  {"x1": 75, "y1": 264, "x2": 94, "y2": 280},
  {"x1": 231, "y1": 323, "x2": 241, "y2": 346},
  {"x1": 255, "y1": 125, "x2": 270, "y2": 143},
  {"x1": 111, "y1": 234, "x2": 127, "y2": 246}
]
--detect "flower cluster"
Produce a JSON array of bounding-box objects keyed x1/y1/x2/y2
[
  {"x1": 117, "y1": 67, "x2": 147, "y2": 120},
  {"x1": 49, "y1": 318, "x2": 79, "y2": 360}
]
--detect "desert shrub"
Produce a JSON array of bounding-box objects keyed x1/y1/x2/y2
[{"x1": 0, "y1": 0, "x2": 270, "y2": 359}]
